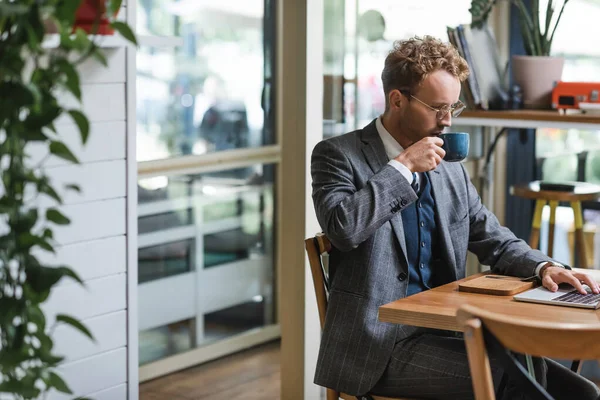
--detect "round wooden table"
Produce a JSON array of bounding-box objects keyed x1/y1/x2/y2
[{"x1": 510, "y1": 180, "x2": 600, "y2": 267}]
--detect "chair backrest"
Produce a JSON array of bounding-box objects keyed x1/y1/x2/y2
[
  {"x1": 304, "y1": 233, "x2": 332, "y2": 330},
  {"x1": 457, "y1": 304, "x2": 600, "y2": 400},
  {"x1": 306, "y1": 234, "x2": 420, "y2": 400}
]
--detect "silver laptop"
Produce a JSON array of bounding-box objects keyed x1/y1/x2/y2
[{"x1": 513, "y1": 284, "x2": 600, "y2": 309}]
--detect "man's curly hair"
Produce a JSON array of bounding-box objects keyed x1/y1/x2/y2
[{"x1": 381, "y1": 36, "x2": 469, "y2": 108}]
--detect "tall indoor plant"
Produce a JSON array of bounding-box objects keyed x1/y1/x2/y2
[
  {"x1": 0, "y1": 1, "x2": 136, "y2": 399},
  {"x1": 470, "y1": 0, "x2": 570, "y2": 108}
]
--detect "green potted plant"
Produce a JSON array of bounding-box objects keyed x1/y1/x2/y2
[
  {"x1": 0, "y1": 1, "x2": 136, "y2": 399},
  {"x1": 470, "y1": 0, "x2": 571, "y2": 109}
]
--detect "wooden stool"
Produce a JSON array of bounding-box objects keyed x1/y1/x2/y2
[{"x1": 510, "y1": 181, "x2": 600, "y2": 268}]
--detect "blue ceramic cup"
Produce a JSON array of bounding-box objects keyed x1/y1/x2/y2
[{"x1": 440, "y1": 132, "x2": 470, "y2": 162}]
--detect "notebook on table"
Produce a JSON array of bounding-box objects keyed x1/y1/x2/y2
[{"x1": 513, "y1": 284, "x2": 600, "y2": 309}]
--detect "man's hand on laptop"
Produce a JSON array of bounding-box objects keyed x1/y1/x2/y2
[{"x1": 541, "y1": 264, "x2": 600, "y2": 295}]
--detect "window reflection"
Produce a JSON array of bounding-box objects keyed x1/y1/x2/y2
[
  {"x1": 139, "y1": 298, "x2": 269, "y2": 365},
  {"x1": 137, "y1": 165, "x2": 275, "y2": 365},
  {"x1": 323, "y1": 0, "x2": 473, "y2": 136},
  {"x1": 136, "y1": 0, "x2": 274, "y2": 161}
]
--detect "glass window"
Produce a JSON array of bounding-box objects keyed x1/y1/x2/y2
[
  {"x1": 586, "y1": 150, "x2": 600, "y2": 184},
  {"x1": 536, "y1": 0, "x2": 600, "y2": 167},
  {"x1": 534, "y1": 1, "x2": 600, "y2": 268},
  {"x1": 137, "y1": 164, "x2": 275, "y2": 365},
  {"x1": 323, "y1": 0, "x2": 473, "y2": 137},
  {"x1": 136, "y1": 0, "x2": 275, "y2": 161}
]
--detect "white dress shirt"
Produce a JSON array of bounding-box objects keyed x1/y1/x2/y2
[
  {"x1": 375, "y1": 116, "x2": 418, "y2": 187},
  {"x1": 375, "y1": 116, "x2": 552, "y2": 277}
]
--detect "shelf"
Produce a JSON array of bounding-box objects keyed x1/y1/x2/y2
[
  {"x1": 455, "y1": 110, "x2": 600, "y2": 130},
  {"x1": 42, "y1": 34, "x2": 127, "y2": 49},
  {"x1": 137, "y1": 35, "x2": 184, "y2": 48}
]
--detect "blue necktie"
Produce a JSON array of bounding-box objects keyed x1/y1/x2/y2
[{"x1": 411, "y1": 172, "x2": 419, "y2": 194}]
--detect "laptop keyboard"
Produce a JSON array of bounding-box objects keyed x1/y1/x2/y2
[{"x1": 554, "y1": 289, "x2": 600, "y2": 305}]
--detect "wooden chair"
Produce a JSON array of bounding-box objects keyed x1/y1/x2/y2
[
  {"x1": 510, "y1": 180, "x2": 600, "y2": 267},
  {"x1": 457, "y1": 303, "x2": 600, "y2": 400},
  {"x1": 305, "y1": 233, "x2": 418, "y2": 400}
]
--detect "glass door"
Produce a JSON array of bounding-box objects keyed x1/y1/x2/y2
[{"x1": 135, "y1": 0, "x2": 279, "y2": 381}]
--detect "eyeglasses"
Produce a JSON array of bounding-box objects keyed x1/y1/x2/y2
[{"x1": 409, "y1": 94, "x2": 466, "y2": 121}]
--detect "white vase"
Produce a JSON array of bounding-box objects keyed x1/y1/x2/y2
[{"x1": 512, "y1": 55, "x2": 565, "y2": 109}]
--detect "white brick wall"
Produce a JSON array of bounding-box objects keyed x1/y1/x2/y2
[{"x1": 40, "y1": 5, "x2": 137, "y2": 398}]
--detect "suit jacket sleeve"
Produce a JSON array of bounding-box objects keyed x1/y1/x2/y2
[
  {"x1": 462, "y1": 164, "x2": 555, "y2": 277},
  {"x1": 311, "y1": 138, "x2": 417, "y2": 252}
]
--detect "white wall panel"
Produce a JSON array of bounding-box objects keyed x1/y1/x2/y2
[
  {"x1": 78, "y1": 47, "x2": 126, "y2": 84},
  {"x1": 48, "y1": 348, "x2": 127, "y2": 400},
  {"x1": 53, "y1": 198, "x2": 126, "y2": 245},
  {"x1": 36, "y1": 2, "x2": 134, "y2": 397},
  {"x1": 56, "y1": 83, "x2": 126, "y2": 125},
  {"x1": 87, "y1": 384, "x2": 127, "y2": 400},
  {"x1": 43, "y1": 273, "x2": 126, "y2": 323},
  {"x1": 54, "y1": 311, "x2": 127, "y2": 363},
  {"x1": 27, "y1": 121, "x2": 126, "y2": 168},
  {"x1": 46, "y1": 160, "x2": 126, "y2": 205},
  {"x1": 38, "y1": 236, "x2": 126, "y2": 283}
]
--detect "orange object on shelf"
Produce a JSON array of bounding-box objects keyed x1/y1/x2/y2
[{"x1": 552, "y1": 81, "x2": 600, "y2": 110}]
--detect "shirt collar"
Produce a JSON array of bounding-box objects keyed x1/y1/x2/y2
[{"x1": 375, "y1": 116, "x2": 404, "y2": 161}]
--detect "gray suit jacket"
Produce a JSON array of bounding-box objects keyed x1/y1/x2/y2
[{"x1": 310, "y1": 119, "x2": 553, "y2": 396}]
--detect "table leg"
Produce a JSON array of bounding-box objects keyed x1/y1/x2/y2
[
  {"x1": 529, "y1": 200, "x2": 546, "y2": 250},
  {"x1": 547, "y1": 200, "x2": 558, "y2": 258},
  {"x1": 571, "y1": 201, "x2": 589, "y2": 268}
]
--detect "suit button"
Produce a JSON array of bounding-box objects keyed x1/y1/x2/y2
[
  {"x1": 421, "y1": 241, "x2": 426, "y2": 247},
  {"x1": 420, "y1": 263, "x2": 425, "y2": 269},
  {"x1": 397, "y1": 272, "x2": 407, "y2": 281},
  {"x1": 418, "y1": 202, "x2": 423, "y2": 208},
  {"x1": 420, "y1": 221, "x2": 425, "y2": 227},
  {"x1": 400, "y1": 199, "x2": 407, "y2": 206}
]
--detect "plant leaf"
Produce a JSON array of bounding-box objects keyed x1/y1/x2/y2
[
  {"x1": 0, "y1": 3, "x2": 29, "y2": 16},
  {"x1": 22, "y1": 130, "x2": 47, "y2": 141},
  {"x1": 25, "y1": 265, "x2": 81, "y2": 294},
  {"x1": 17, "y1": 232, "x2": 54, "y2": 253},
  {"x1": 68, "y1": 110, "x2": 89, "y2": 144},
  {"x1": 26, "y1": 3, "x2": 45, "y2": 48},
  {"x1": 57, "y1": 266, "x2": 83, "y2": 285},
  {"x1": 57, "y1": 60, "x2": 81, "y2": 100},
  {"x1": 48, "y1": 372, "x2": 72, "y2": 394},
  {"x1": 26, "y1": 82, "x2": 42, "y2": 106},
  {"x1": 39, "y1": 180, "x2": 63, "y2": 204},
  {"x1": 46, "y1": 208, "x2": 70, "y2": 225},
  {"x1": 110, "y1": 21, "x2": 138, "y2": 45},
  {"x1": 65, "y1": 183, "x2": 81, "y2": 193},
  {"x1": 54, "y1": 0, "x2": 81, "y2": 25},
  {"x1": 108, "y1": 0, "x2": 123, "y2": 16},
  {"x1": 56, "y1": 314, "x2": 94, "y2": 341},
  {"x1": 73, "y1": 27, "x2": 93, "y2": 51},
  {"x1": 49, "y1": 141, "x2": 79, "y2": 164},
  {"x1": 91, "y1": 48, "x2": 108, "y2": 67}
]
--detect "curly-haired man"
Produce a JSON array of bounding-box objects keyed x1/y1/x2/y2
[{"x1": 310, "y1": 36, "x2": 600, "y2": 400}]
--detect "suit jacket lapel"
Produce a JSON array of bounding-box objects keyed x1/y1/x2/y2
[
  {"x1": 360, "y1": 120, "x2": 388, "y2": 175},
  {"x1": 360, "y1": 120, "x2": 409, "y2": 270},
  {"x1": 428, "y1": 167, "x2": 458, "y2": 280}
]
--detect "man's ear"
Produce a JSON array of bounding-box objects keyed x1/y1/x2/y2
[{"x1": 389, "y1": 89, "x2": 403, "y2": 109}]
